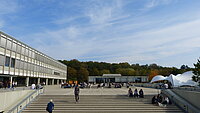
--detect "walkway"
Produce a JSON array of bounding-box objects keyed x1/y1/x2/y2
[{"x1": 43, "y1": 85, "x2": 161, "y2": 95}]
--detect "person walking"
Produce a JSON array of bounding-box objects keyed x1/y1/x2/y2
[
  {"x1": 74, "y1": 85, "x2": 80, "y2": 103},
  {"x1": 46, "y1": 99, "x2": 54, "y2": 113}
]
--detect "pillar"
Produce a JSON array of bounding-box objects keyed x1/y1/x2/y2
[
  {"x1": 52, "y1": 79, "x2": 54, "y2": 85},
  {"x1": 26, "y1": 77, "x2": 29, "y2": 87},
  {"x1": 46, "y1": 78, "x2": 48, "y2": 85},
  {"x1": 10, "y1": 76, "x2": 13, "y2": 88},
  {"x1": 57, "y1": 79, "x2": 59, "y2": 85},
  {"x1": 37, "y1": 78, "x2": 40, "y2": 85}
]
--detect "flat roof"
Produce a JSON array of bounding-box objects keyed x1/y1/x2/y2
[{"x1": 103, "y1": 74, "x2": 121, "y2": 77}]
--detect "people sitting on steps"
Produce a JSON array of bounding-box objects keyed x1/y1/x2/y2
[
  {"x1": 139, "y1": 89, "x2": 144, "y2": 98},
  {"x1": 128, "y1": 88, "x2": 133, "y2": 97},
  {"x1": 152, "y1": 93, "x2": 170, "y2": 107},
  {"x1": 134, "y1": 88, "x2": 139, "y2": 98}
]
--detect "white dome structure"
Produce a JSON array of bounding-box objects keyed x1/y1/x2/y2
[
  {"x1": 150, "y1": 75, "x2": 167, "y2": 83},
  {"x1": 150, "y1": 71, "x2": 198, "y2": 87}
]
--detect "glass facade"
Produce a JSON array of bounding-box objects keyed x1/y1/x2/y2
[{"x1": 0, "y1": 31, "x2": 67, "y2": 81}]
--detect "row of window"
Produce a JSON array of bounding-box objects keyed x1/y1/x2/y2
[
  {"x1": 0, "y1": 55, "x2": 66, "y2": 76},
  {"x1": 0, "y1": 33, "x2": 66, "y2": 72}
]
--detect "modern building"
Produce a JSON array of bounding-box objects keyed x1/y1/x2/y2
[
  {"x1": 88, "y1": 74, "x2": 148, "y2": 83},
  {"x1": 0, "y1": 31, "x2": 67, "y2": 87}
]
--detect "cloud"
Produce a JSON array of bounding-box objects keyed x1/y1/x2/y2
[
  {"x1": 85, "y1": 0, "x2": 126, "y2": 25},
  {"x1": 9, "y1": 0, "x2": 200, "y2": 67},
  {"x1": 0, "y1": 1, "x2": 18, "y2": 14},
  {"x1": 143, "y1": 0, "x2": 175, "y2": 10}
]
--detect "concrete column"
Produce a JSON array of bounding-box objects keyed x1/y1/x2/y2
[
  {"x1": 57, "y1": 79, "x2": 59, "y2": 85},
  {"x1": 26, "y1": 77, "x2": 29, "y2": 87},
  {"x1": 52, "y1": 79, "x2": 54, "y2": 85},
  {"x1": 37, "y1": 78, "x2": 40, "y2": 85},
  {"x1": 10, "y1": 76, "x2": 13, "y2": 88},
  {"x1": 46, "y1": 78, "x2": 48, "y2": 85}
]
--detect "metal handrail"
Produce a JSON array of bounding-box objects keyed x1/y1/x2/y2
[{"x1": 7, "y1": 88, "x2": 44, "y2": 113}]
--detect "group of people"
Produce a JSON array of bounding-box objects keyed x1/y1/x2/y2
[
  {"x1": 0, "y1": 81, "x2": 17, "y2": 89},
  {"x1": 128, "y1": 88, "x2": 144, "y2": 98},
  {"x1": 152, "y1": 94, "x2": 170, "y2": 107}
]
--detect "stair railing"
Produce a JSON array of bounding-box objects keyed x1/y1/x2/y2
[{"x1": 7, "y1": 87, "x2": 44, "y2": 113}]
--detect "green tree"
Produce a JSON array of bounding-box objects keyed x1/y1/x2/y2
[
  {"x1": 77, "y1": 67, "x2": 89, "y2": 83},
  {"x1": 100, "y1": 69, "x2": 110, "y2": 75},
  {"x1": 89, "y1": 68, "x2": 100, "y2": 76},
  {"x1": 193, "y1": 59, "x2": 200, "y2": 85},
  {"x1": 67, "y1": 67, "x2": 77, "y2": 81}
]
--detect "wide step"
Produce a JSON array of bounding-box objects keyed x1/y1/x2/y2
[{"x1": 22, "y1": 95, "x2": 184, "y2": 113}]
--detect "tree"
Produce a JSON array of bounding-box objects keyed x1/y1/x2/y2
[
  {"x1": 77, "y1": 67, "x2": 89, "y2": 83},
  {"x1": 67, "y1": 67, "x2": 77, "y2": 81},
  {"x1": 193, "y1": 59, "x2": 200, "y2": 85},
  {"x1": 116, "y1": 68, "x2": 135, "y2": 76},
  {"x1": 148, "y1": 69, "x2": 159, "y2": 81},
  {"x1": 89, "y1": 68, "x2": 100, "y2": 76},
  {"x1": 100, "y1": 69, "x2": 110, "y2": 75}
]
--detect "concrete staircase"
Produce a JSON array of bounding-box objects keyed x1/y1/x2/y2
[{"x1": 22, "y1": 95, "x2": 184, "y2": 113}]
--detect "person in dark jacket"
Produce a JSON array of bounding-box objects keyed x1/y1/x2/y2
[
  {"x1": 46, "y1": 99, "x2": 54, "y2": 113},
  {"x1": 134, "y1": 89, "x2": 138, "y2": 98},
  {"x1": 139, "y1": 89, "x2": 144, "y2": 98},
  {"x1": 128, "y1": 88, "x2": 133, "y2": 97},
  {"x1": 152, "y1": 96, "x2": 158, "y2": 104},
  {"x1": 74, "y1": 85, "x2": 80, "y2": 103}
]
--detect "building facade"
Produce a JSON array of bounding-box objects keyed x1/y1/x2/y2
[
  {"x1": 0, "y1": 31, "x2": 67, "y2": 87},
  {"x1": 89, "y1": 74, "x2": 148, "y2": 83}
]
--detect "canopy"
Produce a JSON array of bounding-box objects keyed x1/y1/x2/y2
[
  {"x1": 150, "y1": 71, "x2": 198, "y2": 87},
  {"x1": 150, "y1": 75, "x2": 167, "y2": 83}
]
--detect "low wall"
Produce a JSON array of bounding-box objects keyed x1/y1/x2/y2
[
  {"x1": 0, "y1": 90, "x2": 34, "y2": 112},
  {"x1": 171, "y1": 89, "x2": 200, "y2": 110},
  {"x1": 162, "y1": 89, "x2": 200, "y2": 113}
]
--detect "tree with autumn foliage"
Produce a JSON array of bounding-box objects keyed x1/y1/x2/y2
[{"x1": 148, "y1": 69, "x2": 159, "y2": 82}]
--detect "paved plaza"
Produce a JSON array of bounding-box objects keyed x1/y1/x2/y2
[{"x1": 43, "y1": 85, "x2": 161, "y2": 95}]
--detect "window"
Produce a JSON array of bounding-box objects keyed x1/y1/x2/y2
[
  {"x1": 6, "y1": 40, "x2": 12, "y2": 50},
  {"x1": 20, "y1": 61, "x2": 24, "y2": 69},
  {"x1": 11, "y1": 58, "x2": 15, "y2": 68},
  {"x1": 16, "y1": 59, "x2": 20, "y2": 68},
  {"x1": 29, "y1": 51, "x2": 32, "y2": 57},
  {"x1": 21, "y1": 47, "x2": 25, "y2": 55},
  {"x1": 0, "y1": 37, "x2": 6, "y2": 47},
  {"x1": 16, "y1": 44, "x2": 21, "y2": 53},
  {"x1": 0, "y1": 47, "x2": 5, "y2": 55},
  {"x1": 54, "y1": 71, "x2": 60, "y2": 75},
  {"x1": 5, "y1": 56, "x2": 10, "y2": 67},
  {"x1": 25, "y1": 49, "x2": 29, "y2": 56},
  {"x1": 12, "y1": 43, "x2": 16, "y2": 51},
  {"x1": 0, "y1": 55, "x2": 5, "y2": 66},
  {"x1": 24, "y1": 62, "x2": 27, "y2": 69}
]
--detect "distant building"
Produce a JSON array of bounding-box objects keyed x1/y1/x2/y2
[
  {"x1": 88, "y1": 74, "x2": 148, "y2": 83},
  {"x1": 0, "y1": 31, "x2": 67, "y2": 86}
]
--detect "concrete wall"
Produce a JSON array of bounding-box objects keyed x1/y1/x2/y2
[
  {"x1": 0, "y1": 90, "x2": 34, "y2": 112},
  {"x1": 172, "y1": 89, "x2": 200, "y2": 110},
  {"x1": 162, "y1": 89, "x2": 200, "y2": 113}
]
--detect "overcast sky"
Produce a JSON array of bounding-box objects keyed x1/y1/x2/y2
[{"x1": 0, "y1": 0, "x2": 200, "y2": 67}]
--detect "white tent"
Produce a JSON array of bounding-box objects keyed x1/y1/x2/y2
[
  {"x1": 150, "y1": 75, "x2": 167, "y2": 83},
  {"x1": 150, "y1": 71, "x2": 198, "y2": 87}
]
